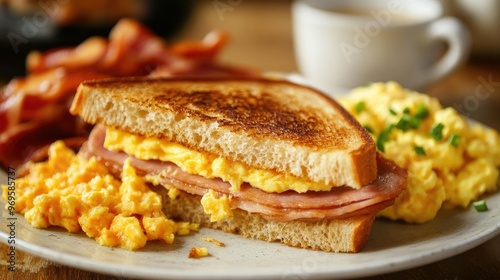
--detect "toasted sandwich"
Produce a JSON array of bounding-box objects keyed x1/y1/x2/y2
[{"x1": 70, "y1": 77, "x2": 407, "y2": 252}]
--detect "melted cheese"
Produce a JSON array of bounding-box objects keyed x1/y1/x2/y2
[{"x1": 104, "y1": 127, "x2": 332, "y2": 193}]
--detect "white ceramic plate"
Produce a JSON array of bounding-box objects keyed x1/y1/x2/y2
[
  {"x1": 0, "y1": 183, "x2": 499, "y2": 279},
  {"x1": 0, "y1": 75, "x2": 499, "y2": 279}
]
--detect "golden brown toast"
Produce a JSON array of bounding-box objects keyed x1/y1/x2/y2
[
  {"x1": 158, "y1": 188, "x2": 376, "y2": 253},
  {"x1": 71, "y1": 77, "x2": 377, "y2": 188}
]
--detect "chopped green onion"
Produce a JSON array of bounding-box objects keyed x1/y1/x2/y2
[
  {"x1": 389, "y1": 108, "x2": 397, "y2": 116},
  {"x1": 449, "y1": 133, "x2": 461, "y2": 147},
  {"x1": 408, "y1": 115, "x2": 421, "y2": 129},
  {"x1": 414, "y1": 145, "x2": 426, "y2": 156},
  {"x1": 403, "y1": 107, "x2": 410, "y2": 114},
  {"x1": 396, "y1": 115, "x2": 421, "y2": 131},
  {"x1": 472, "y1": 200, "x2": 488, "y2": 212},
  {"x1": 430, "y1": 123, "x2": 445, "y2": 141},
  {"x1": 396, "y1": 117, "x2": 410, "y2": 131},
  {"x1": 376, "y1": 124, "x2": 394, "y2": 152},
  {"x1": 415, "y1": 103, "x2": 429, "y2": 119},
  {"x1": 363, "y1": 125, "x2": 374, "y2": 133},
  {"x1": 355, "y1": 101, "x2": 366, "y2": 114}
]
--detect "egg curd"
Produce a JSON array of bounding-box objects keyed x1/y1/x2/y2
[
  {"x1": 339, "y1": 82, "x2": 500, "y2": 223},
  {"x1": 1, "y1": 141, "x2": 199, "y2": 250},
  {"x1": 200, "y1": 189, "x2": 233, "y2": 222},
  {"x1": 104, "y1": 127, "x2": 332, "y2": 193}
]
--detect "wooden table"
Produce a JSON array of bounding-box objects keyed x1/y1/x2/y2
[{"x1": 1, "y1": 1, "x2": 499, "y2": 279}]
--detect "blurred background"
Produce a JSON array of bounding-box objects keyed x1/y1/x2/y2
[
  {"x1": 0, "y1": 0, "x2": 196, "y2": 78},
  {"x1": 3, "y1": 0, "x2": 499, "y2": 76}
]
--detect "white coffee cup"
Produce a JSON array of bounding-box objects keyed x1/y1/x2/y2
[
  {"x1": 292, "y1": 0, "x2": 470, "y2": 95},
  {"x1": 445, "y1": 0, "x2": 500, "y2": 58}
]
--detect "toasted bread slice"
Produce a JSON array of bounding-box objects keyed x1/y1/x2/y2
[
  {"x1": 71, "y1": 77, "x2": 376, "y2": 188},
  {"x1": 158, "y1": 189, "x2": 376, "y2": 253}
]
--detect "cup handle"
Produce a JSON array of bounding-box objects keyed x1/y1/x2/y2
[{"x1": 420, "y1": 17, "x2": 470, "y2": 87}]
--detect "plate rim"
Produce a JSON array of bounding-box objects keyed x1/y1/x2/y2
[
  {"x1": 1, "y1": 74, "x2": 499, "y2": 279},
  {"x1": 1, "y1": 197, "x2": 499, "y2": 280}
]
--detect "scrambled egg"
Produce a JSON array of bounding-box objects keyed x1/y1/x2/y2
[
  {"x1": 339, "y1": 82, "x2": 500, "y2": 223},
  {"x1": 200, "y1": 189, "x2": 233, "y2": 222},
  {"x1": 105, "y1": 127, "x2": 332, "y2": 193},
  {"x1": 188, "y1": 247, "x2": 209, "y2": 258},
  {"x1": 201, "y1": 237, "x2": 225, "y2": 247},
  {"x1": 1, "y1": 141, "x2": 198, "y2": 250}
]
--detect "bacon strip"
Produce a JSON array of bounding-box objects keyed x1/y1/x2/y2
[
  {"x1": 0, "y1": 19, "x2": 258, "y2": 170},
  {"x1": 80, "y1": 125, "x2": 407, "y2": 221}
]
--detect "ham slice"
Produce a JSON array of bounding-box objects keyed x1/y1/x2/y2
[{"x1": 81, "y1": 125, "x2": 407, "y2": 221}]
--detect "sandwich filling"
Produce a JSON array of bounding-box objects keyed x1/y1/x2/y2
[
  {"x1": 104, "y1": 127, "x2": 333, "y2": 194},
  {"x1": 82, "y1": 125, "x2": 407, "y2": 222}
]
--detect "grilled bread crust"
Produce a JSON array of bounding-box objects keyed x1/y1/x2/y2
[
  {"x1": 71, "y1": 77, "x2": 377, "y2": 188},
  {"x1": 157, "y1": 188, "x2": 376, "y2": 253}
]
